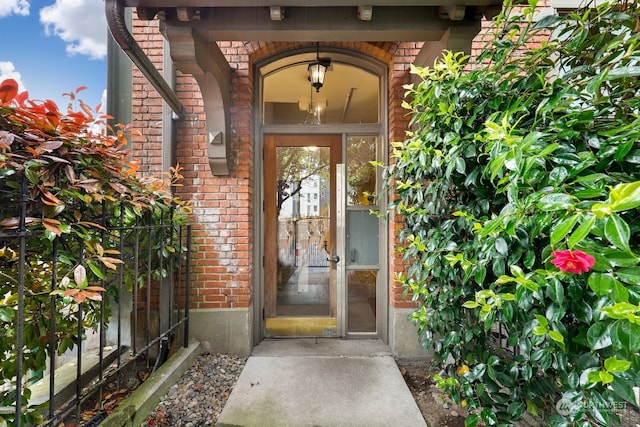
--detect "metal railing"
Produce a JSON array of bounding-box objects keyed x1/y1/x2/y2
[{"x1": 2, "y1": 174, "x2": 191, "y2": 426}]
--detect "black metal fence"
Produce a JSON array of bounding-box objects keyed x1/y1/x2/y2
[
  {"x1": 1, "y1": 175, "x2": 191, "y2": 426},
  {"x1": 491, "y1": 321, "x2": 519, "y2": 358}
]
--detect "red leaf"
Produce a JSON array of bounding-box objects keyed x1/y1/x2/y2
[
  {"x1": 46, "y1": 111, "x2": 60, "y2": 128},
  {"x1": 25, "y1": 146, "x2": 40, "y2": 156},
  {"x1": 0, "y1": 79, "x2": 18, "y2": 105},
  {"x1": 80, "y1": 100, "x2": 94, "y2": 118},
  {"x1": 41, "y1": 189, "x2": 64, "y2": 206},
  {"x1": 108, "y1": 182, "x2": 128, "y2": 194},
  {"x1": 0, "y1": 131, "x2": 15, "y2": 149},
  {"x1": 42, "y1": 218, "x2": 62, "y2": 236},
  {"x1": 64, "y1": 289, "x2": 86, "y2": 303},
  {"x1": 74, "y1": 265, "x2": 87, "y2": 286},
  {"x1": 0, "y1": 216, "x2": 39, "y2": 229},
  {"x1": 15, "y1": 90, "x2": 29, "y2": 105},
  {"x1": 65, "y1": 165, "x2": 76, "y2": 183},
  {"x1": 43, "y1": 99, "x2": 59, "y2": 112},
  {"x1": 42, "y1": 155, "x2": 71, "y2": 164},
  {"x1": 77, "y1": 221, "x2": 106, "y2": 230},
  {"x1": 74, "y1": 179, "x2": 100, "y2": 192},
  {"x1": 42, "y1": 140, "x2": 64, "y2": 152},
  {"x1": 85, "y1": 292, "x2": 103, "y2": 301}
]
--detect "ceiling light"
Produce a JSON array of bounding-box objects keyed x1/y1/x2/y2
[
  {"x1": 358, "y1": 6, "x2": 373, "y2": 21},
  {"x1": 308, "y1": 43, "x2": 331, "y2": 93},
  {"x1": 270, "y1": 6, "x2": 284, "y2": 20}
]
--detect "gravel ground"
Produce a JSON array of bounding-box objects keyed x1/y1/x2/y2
[
  {"x1": 142, "y1": 353, "x2": 247, "y2": 426},
  {"x1": 134, "y1": 351, "x2": 640, "y2": 427}
]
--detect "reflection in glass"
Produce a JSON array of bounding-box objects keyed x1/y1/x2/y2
[
  {"x1": 276, "y1": 147, "x2": 331, "y2": 316},
  {"x1": 348, "y1": 270, "x2": 377, "y2": 332},
  {"x1": 347, "y1": 136, "x2": 377, "y2": 206},
  {"x1": 347, "y1": 211, "x2": 379, "y2": 266}
]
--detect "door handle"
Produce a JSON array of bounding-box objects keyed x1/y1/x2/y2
[{"x1": 327, "y1": 254, "x2": 340, "y2": 263}]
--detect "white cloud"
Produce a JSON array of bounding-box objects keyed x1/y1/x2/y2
[
  {"x1": 0, "y1": 0, "x2": 30, "y2": 18},
  {"x1": 40, "y1": 0, "x2": 107, "y2": 60},
  {"x1": 99, "y1": 88, "x2": 107, "y2": 113},
  {"x1": 0, "y1": 62, "x2": 26, "y2": 92}
]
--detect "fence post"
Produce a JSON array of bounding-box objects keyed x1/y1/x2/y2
[
  {"x1": 184, "y1": 225, "x2": 191, "y2": 348},
  {"x1": 48, "y1": 239, "x2": 59, "y2": 422},
  {"x1": 15, "y1": 173, "x2": 27, "y2": 426}
]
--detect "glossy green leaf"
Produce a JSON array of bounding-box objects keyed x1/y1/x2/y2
[
  {"x1": 588, "y1": 370, "x2": 614, "y2": 385},
  {"x1": 87, "y1": 261, "x2": 106, "y2": 280},
  {"x1": 535, "y1": 314, "x2": 549, "y2": 328},
  {"x1": 609, "y1": 181, "x2": 640, "y2": 212},
  {"x1": 587, "y1": 322, "x2": 612, "y2": 350},
  {"x1": 604, "y1": 357, "x2": 631, "y2": 373},
  {"x1": 537, "y1": 193, "x2": 573, "y2": 211},
  {"x1": 610, "y1": 280, "x2": 629, "y2": 304},
  {"x1": 480, "y1": 407, "x2": 498, "y2": 425},
  {"x1": 610, "y1": 377, "x2": 638, "y2": 405},
  {"x1": 465, "y1": 414, "x2": 480, "y2": 427},
  {"x1": 604, "y1": 214, "x2": 630, "y2": 251},
  {"x1": 549, "y1": 330, "x2": 565, "y2": 347},
  {"x1": 547, "y1": 280, "x2": 565, "y2": 305},
  {"x1": 624, "y1": 149, "x2": 640, "y2": 164},
  {"x1": 605, "y1": 66, "x2": 640, "y2": 80},
  {"x1": 474, "y1": 264, "x2": 487, "y2": 285},
  {"x1": 614, "y1": 267, "x2": 640, "y2": 285},
  {"x1": 532, "y1": 325, "x2": 547, "y2": 336},
  {"x1": 0, "y1": 308, "x2": 14, "y2": 322},
  {"x1": 603, "y1": 250, "x2": 640, "y2": 267},
  {"x1": 507, "y1": 401, "x2": 526, "y2": 419},
  {"x1": 600, "y1": 302, "x2": 640, "y2": 319},
  {"x1": 613, "y1": 321, "x2": 640, "y2": 352},
  {"x1": 588, "y1": 272, "x2": 615, "y2": 296},
  {"x1": 550, "y1": 213, "x2": 580, "y2": 245},
  {"x1": 494, "y1": 237, "x2": 508, "y2": 255},
  {"x1": 567, "y1": 214, "x2": 596, "y2": 248}
]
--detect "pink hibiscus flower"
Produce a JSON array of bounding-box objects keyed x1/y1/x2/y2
[{"x1": 550, "y1": 250, "x2": 595, "y2": 274}]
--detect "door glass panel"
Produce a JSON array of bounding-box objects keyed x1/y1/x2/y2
[
  {"x1": 347, "y1": 136, "x2": 377, "y2": 206},
  {"x1": 345, "y1": 135, "x2": 380, "y2": 335},
  {"x1": 346, "y1": 211, "x2": 379, "y2": 266},
  {"x1": 347, "y1": 270, "x2": 377, "y2": 333},
  {"x1": 276, "y1": 146, "x2": 331, "y2": 316}
]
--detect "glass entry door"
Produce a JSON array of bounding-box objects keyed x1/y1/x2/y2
[{"x1": 264, "y1": 134, "x2": 343, "y2": 336}]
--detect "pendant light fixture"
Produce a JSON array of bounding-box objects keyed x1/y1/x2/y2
[{"x1": 308, "y1": 43, "x2": 331, "y2": 93}]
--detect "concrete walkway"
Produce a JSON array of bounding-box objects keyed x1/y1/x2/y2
[{"x1": 217, "y1": 339, "x2": 427, "y2": 427}]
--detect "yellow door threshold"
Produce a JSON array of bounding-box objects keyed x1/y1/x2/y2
[{"x1": 265, "y1": 317, "x2": 337, "y2": 337}]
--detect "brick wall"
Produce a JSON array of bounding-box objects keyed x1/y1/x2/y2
[
  {"x1": 470, "y1": 0, "x2": 552, "y2": 61},
  {"x1": 132, "y1": 25, "x2": 254, "y2": 310},
  {"x1": 388, "y1": 42, "x2": 427, "y2": 309}
]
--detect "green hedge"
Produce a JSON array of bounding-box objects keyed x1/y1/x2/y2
[{"x1": 382, "y1": 1, "x2": 640, "y2": 425}]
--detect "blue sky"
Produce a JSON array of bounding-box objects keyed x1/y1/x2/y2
[{"x1": 0, "y1": 0, "x2": 107, "y2": 111}]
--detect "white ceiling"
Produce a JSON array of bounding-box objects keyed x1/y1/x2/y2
[{"x1": 263, "y1": 62, "x2": 379, "y2": 124}]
